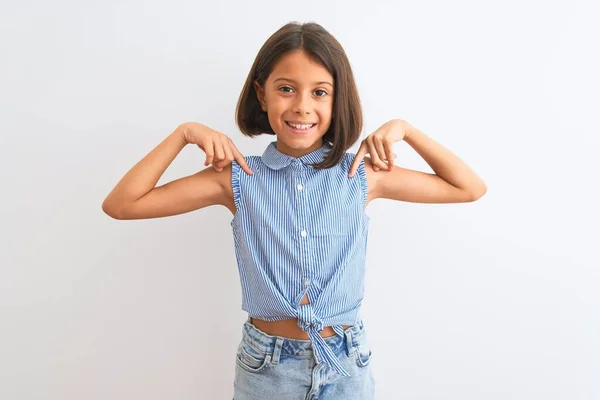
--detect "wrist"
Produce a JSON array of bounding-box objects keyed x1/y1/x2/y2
[
  {"x1": 175, "y1": 123, "x2": 191, "y2": 145},
  {"x1": 389, "y1": 119, "x2": 413, "y2": 140}
]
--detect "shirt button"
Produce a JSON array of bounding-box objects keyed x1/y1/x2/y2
[
  {"x1": 304, "y1": 278, "x2": 311, "y2": 286},
  {"x1": 300, "y1": 230, "x2": 307, "y2": 237},
  {"x1": 297, "y1": 184, "x2": 303, "y2": 191}
]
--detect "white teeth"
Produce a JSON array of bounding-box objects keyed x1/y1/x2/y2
[{"x1": 287, "y1": 122, "x2": 315, "y2": 130}]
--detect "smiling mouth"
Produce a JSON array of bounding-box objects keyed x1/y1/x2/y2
[{"x1": 285, "y1": 121, "x2": 317, "y2": 130}]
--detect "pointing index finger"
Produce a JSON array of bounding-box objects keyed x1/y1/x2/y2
[
  {"x1": 231, "y1": 145, "x2": 253, "y2": 175},
  {"x1": 348, "y1": 142, "x2": 368, "y2": 178}
]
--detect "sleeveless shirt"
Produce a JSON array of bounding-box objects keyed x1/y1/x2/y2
[{"x1": 230, "y1": 140, "x2": 370, "y2": 376}]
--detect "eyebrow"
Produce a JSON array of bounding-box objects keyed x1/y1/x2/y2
[{"x1": 273, "y1": 77, "x2": 334, "y2": 87}]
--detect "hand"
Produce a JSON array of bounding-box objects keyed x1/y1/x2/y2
[
  {"x1": 179, "y1": 122, "x2": 253, "y2": 175},
  {"x1": 348, "y1": 119, "x2": 412, "y2": 177}
]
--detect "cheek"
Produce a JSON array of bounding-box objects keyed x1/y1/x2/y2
[
  {"x1": 319, "y1": 105, "x2": 333, "y2": 122},
  {"x1": 266, "y1": 97, "x2": 287, "y2": 116},
  {"x1": 267, "y1": 105, "x2": 285, "y2": 124}
]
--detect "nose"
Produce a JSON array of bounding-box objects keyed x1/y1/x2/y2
[{"x1": 292, "y1": 92, "x2": 311, "y2": 115}]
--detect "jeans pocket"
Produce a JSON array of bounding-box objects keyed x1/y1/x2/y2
[{"x1": 236, "y1": 340, "x2": 271, "y2": 373}]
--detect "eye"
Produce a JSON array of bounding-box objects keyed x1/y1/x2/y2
[
  {"x1": 278, "y1": 86, "x2": 294, "y2": 93},
  {"x1": 277, "y1": 86, "x2": 329, "y2": 97}
]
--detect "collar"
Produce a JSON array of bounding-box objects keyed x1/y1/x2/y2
[{"x1": 261, "y1": 141, "x2": 331, "y2": 170}]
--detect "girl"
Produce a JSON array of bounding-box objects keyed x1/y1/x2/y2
[{"x1": 102, "y1": 22, "x2": 486, "y2": 400}]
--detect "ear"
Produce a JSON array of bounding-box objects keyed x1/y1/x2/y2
[{"x1": 254, "y1": 80, "x2": 267, "y2": 112}]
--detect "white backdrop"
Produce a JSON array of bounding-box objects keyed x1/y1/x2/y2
[{"x1": 1, "y1": 0, "x2": 598, "y2": 399}]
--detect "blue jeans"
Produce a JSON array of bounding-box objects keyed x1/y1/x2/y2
[{"x1": 233, "y1": 317, "x2": 375, "y2": 400}]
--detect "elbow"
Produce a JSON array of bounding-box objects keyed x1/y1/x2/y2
[
  {"x1": 102, "y1": 199, "x2": 126, "y2": 220},
  {"x1": 468, "y1": 184, "x2": 487, "y2": 202}
]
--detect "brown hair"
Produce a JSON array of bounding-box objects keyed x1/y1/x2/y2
[{"x1": 235, "y1": 21, "x2": 363, "y2": 169}]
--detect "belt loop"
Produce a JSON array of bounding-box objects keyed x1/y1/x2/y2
[
  {"x1": 271, "y1": 337, "x2": 284, "y2": 364},
  {"x1": 344, "y1": 328, "x2": 355, "y2": 357}
]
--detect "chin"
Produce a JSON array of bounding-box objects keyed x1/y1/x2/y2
[{"x1": 281, "y1": 135, "x2": 320, "y2": 147}]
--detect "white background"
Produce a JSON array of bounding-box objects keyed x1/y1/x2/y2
[{"x1": 1, "y1": 0, "x2": 598, "y2": 399}]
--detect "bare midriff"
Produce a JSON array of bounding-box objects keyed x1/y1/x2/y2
[{"x1": 249, "y1": 294, "x2": 352, "y2": 339}]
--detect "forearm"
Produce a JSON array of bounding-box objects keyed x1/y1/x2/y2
[
  {"x1": 102, "y1": 125, "x2": 188, "y2": 210},
  {"x1": 401, "y1": 121, "x2": 487, "y2": 196}
]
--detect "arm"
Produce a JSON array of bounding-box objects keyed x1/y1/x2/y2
[
  {"x1": 366, "y1": 159, "x2": 482, "y2": 204},
  {"x1": 363, "y1": 120, "x2": 487, "y2": 204},
  {"x1": 403, "y1": 123, "x2": 487, "y2": 198},
  {"x1": 101, "y1": 123, "x2": 245, "y2": 220}
]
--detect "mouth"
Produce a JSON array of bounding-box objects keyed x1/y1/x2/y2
[{"x1": 285, "y1": 121, "x2": 317, "y2": 134}]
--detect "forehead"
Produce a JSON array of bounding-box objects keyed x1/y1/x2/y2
[{"x1": 269, "y1": 50, "x2": 333, "y2": 84}]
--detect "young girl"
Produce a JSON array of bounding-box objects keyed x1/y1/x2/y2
[{"x1": 102, "y1": 21, "x2": 486, "y2": 400}]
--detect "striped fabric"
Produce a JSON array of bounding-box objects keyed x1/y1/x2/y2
[{"x1": 230, "y1": 140, "x2": 370, "y2": 376}]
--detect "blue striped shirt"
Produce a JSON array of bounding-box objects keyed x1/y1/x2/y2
[{"x1": 230, "y1": 140, "x2": 370, "y2": 376}]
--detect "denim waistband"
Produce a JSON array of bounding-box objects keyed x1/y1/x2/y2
[{"x1": 241, "y1": 317, "x2": 366, "y2": 362}]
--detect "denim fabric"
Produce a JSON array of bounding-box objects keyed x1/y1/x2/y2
[{"x1": 233, "y1": 317, "x2": 375, "y2": 400}]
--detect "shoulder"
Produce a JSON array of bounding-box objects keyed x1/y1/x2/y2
[
  {"x1": 232, "y1": 155, "x2": 262, "y2": 171},
  {"x1": 341, "y1": 153, "x2": 380, "y2": 204},
  {"x1": 230, "y1": 155, "x2": 262, "y2": 179},
  {"x1": 340, "y1": 152, "x2": 365, "y2": 170},
  {"x1": 340, "y1": 151, "x2": 371, "y2": 174},
  {"x1": 211, "y1": 155, "x2": 261, "y2": 194},
  {"x1": 337, "y1": 152, "x2": 376, "y2": 205}
]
